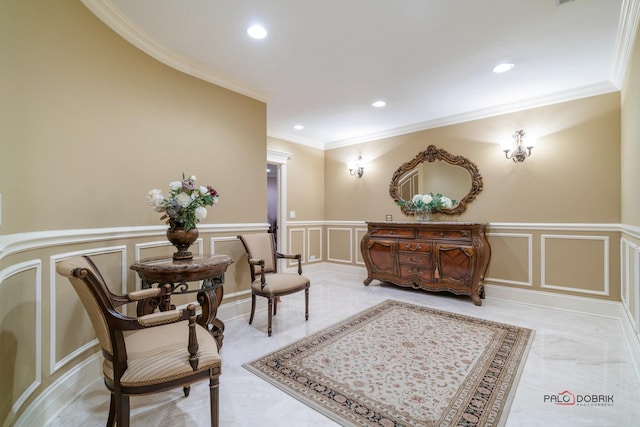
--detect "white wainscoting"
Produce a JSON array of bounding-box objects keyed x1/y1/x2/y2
[
  {"x1": 0, "y1": 260, "x2": 42, "y2": 425},
  {"x1": 3, "y1": 221, "x2": 640, "y2": 426}
]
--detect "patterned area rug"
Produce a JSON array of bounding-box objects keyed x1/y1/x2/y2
[{"x1": 244, "y1": 300, "x2": 534, "y2": 427}]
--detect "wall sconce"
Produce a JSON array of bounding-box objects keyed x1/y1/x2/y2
[
  {"x1": 348, "y1": 156, "x2": 364, "y2": 178},
  {"x1": 504, "y1": 130, "x2": 533, "y2": 163}
]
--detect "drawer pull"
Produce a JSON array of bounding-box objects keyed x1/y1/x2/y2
[
  {"x1": 406, "y1": 244, "x2": 423, "y2": 250},
  {"x1": 410, "y1": 257, "x2": 423, "y2": 263}
]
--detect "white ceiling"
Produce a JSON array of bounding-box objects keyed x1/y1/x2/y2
[{"x1": 85, "y1": 0, "x2": 637, "y2": 150}]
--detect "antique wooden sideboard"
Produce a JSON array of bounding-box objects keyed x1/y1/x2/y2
[{"x1": 361, "y1": 221, "x2": 491, "y2": 305}]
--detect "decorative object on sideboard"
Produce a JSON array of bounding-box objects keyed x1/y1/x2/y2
[
  {"x1": 390, "y1": 145, "x2": 483, "y2": 216},
  {"x1": 348, "y1": 155, "x2": 365, "y2": 178},
  {"x1": 503, "y1": 129, "x2": 534, "y2": 163},
  {"x1": 147, "y1": 174, "x2": 219, "y2": 260},
  {"x1": 397, "y1": 193, "x2": 457, "y2": 221}
]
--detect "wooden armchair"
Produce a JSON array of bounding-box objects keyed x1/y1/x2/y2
[
  {"x1": 237, "y1": 233, "x2": 310, "y2": 336},
  {"x1": 56, "y1": 255, "x2": 221, "y2": 427}
]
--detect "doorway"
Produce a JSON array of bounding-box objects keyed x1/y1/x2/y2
[
  {"x1": 267, "y1": 163, "x2": 278, "y2": 243},
  {"x1": 266, "y1": 150, "x2": 290, "y2": 255}
]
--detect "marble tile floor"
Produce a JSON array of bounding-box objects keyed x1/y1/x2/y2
[{"x1": 47, "y1": 270, "x2": 640, "y2": 427}]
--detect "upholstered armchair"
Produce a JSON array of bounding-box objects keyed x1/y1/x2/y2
[
  {"x1": 56, "y1": 255, "x2": 221, "y2": 427},
  {"x1": 237, "y1": 233, "x2": 310, "y2": 336}
]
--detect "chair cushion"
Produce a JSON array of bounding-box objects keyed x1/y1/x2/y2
[
  {"x1": 252, "y1": 273, "x2": 309, "y2": 297},
  {"x1": 103, "y1": 320, "x2": 220, "y2": 387}
]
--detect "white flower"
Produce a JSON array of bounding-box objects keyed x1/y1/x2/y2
[
  {"x1": 412, "y1": 194, "x2": 423, "y2": 203},
  {"x1": 200, "y1": 186, "x2": 208, "y2": 195},
  {"x1": 169, "y1": 181, "x2": 182, "y2": 191},
  {"x1": 175, "y1": 192, "x2": 192, "y2": 207},
  {"x1": 421, "y1": 194, "x2": 433, "y2": 204},
  {"x1": 441, "y1": 196, "x2": 453, "y2": 209},
  {"x1": 146, "y1": 189, "x2": 165, "y2": 211},
  {"x1": 195, "y1": 206, "x2": 208, "y2": 220},
  {"x1": 190, "y1": 175, "x2": 197, "y2": 181},
  {"x1": 212, "y1": 195, "x2": 219, "y2": 204}
]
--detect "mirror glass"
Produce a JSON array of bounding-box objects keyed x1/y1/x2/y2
[{"x1": 390, "y1": 145, "x2": 483, "y2": 216}]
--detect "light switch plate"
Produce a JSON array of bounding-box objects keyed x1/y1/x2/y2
[{"x1": 289, "y1": 210, "x2": 296, "y2": 219}]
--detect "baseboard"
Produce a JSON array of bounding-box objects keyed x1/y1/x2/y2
[
  {"x1": 485, "y1": 284, "x2": 623, "y2": 317},
  {"x1": 13, "y1": 352, "x2": 102, "y2": 427},
  {"x1": 485, "y1": 284, "x2": 640, "y2": 378},
  {"x1": 295, "y1": 261, "x2": 367, "y2": 277}
]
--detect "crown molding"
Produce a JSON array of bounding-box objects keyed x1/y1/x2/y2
[
  {"x1": 82, "y1": 0, "x2": 636, "y2": 152},
  {"x1": 611, "y1": 0, "x2": 640, "y2": 87},
  {"x1": 267, "y1": 130, "x2": 326, "y2": 150},
  {"x1": 324, "y1": 81, "x2": 618, "y2": 150},
  {"x1": 81, "y1": 0, "x2": 275, "y2": 103}
]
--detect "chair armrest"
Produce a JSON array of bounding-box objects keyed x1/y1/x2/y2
[
  {"x1": 249, "y1": 258, "x2": 266, "y2": 288},
  {"x1": 111, "y1": 285, "x2": 172, "y2": 309},
  {"x1": 136, "y1": 309, "x2": 184, "y2": 327},
  {"x1": 127, "y1": 288, "x2": 163, "y2": 301},
  {"x1": 276, "y1": 252, "x2": 303, "y2": 275}
]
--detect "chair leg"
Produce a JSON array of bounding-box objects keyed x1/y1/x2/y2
[
  {"x1": 210, "y1": 376, "x2": 220, "y2": 427},
  {"x1": 267, "y1": 297, "x2": 273, "y2": 337},
  {"x1": 106, "y1": 393, "x2": 116, "y2": 427},
  {"x1": 183, "y1": 385, "x2": 191, "y2": 397},
  {"x1": 115, "y1": 394, "x2": 130, "y2": 427},
  {"x1": 273, "y1": 296, "x2": 278, "y2": 316},
  {"x1": 248, "y1": 294, "x2": 256, "y2": 325},
  {"x1": 305, "y1": 288, "x2": 309, "y2": 321}
]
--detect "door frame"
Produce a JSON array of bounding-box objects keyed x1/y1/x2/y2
[{"x1": 267, "y1": 149, "x2": 291, "y2": 258}]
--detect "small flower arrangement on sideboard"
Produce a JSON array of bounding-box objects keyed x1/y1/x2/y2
[{"x1": 397, "y1": 193, "x2": 456, "y2": 221}]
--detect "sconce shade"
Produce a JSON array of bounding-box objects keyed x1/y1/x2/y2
[
  {"x1": 504, "y1": 129, "x2": 533, "y2": 163},
  {"x1": 349, "y1": 156, "x2": 364, "y2": 178}
]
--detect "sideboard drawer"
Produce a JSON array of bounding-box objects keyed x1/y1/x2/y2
[
  {"x1": 398, "y1": 241, "x2": 430, "y2": 252},
  {"x1": 400, "y1": 265, "x2": 433, "y2": 281},
  {"x1": 417, "y1": 229, "x2": 470, "y2": 240},
  {"x1": 370, "y1": 227, "x2": 415, "y2": 238},
  {"x1": 398, "y1": 252, "x2": 432, "y2": 267}
]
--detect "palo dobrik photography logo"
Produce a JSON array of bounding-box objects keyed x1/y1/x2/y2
[
  {"x1": 543, "y1": 390, "x2": 614, "y2": 407},
  {"x1": 544, "y1": 390, "x2": 576, "y2": 405}
]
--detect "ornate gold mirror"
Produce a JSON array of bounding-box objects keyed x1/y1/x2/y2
[{"x1": 389, "y1": 145, "x2": 483, "y2": 216}]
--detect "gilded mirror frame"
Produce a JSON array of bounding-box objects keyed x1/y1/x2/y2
[{"x1": 389, "y1": 145, "x2": 483, "y2": 216}]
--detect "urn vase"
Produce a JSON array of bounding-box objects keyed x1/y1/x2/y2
[{"x1": 166, "y1": 223, "x2": 199, "y2": 260}]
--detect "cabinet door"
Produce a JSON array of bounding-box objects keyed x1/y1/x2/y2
[
  {"x1": 435, "y1": 244, "x2": 474, "y2": 284},
  {"x1": 365, "y1": 239, "x2": 397, "y2": 274}
]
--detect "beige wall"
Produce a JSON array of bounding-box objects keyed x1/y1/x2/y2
[
  {"x1": 1, "y1": 1, "x2": 639, "y2": 425},
  {"x1": 267, "y1": 137, "x2": 325, "y2": 221},
  {"x1": 325, "y1": 93, "x2": 621, "y2": 224},
  {"x1": 619, "y1": 14, "x2": 640, "y2": 366},
  {"x1": 621, "y1": 17, "x2": 640, "y2": 227},
  {"x1": 0, "y1": 0, "x2": 267, "y2": 235},
  {"x1": 0, "y1": 1, "x2": 266, "y2": 424}
]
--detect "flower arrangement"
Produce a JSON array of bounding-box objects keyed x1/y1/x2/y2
[
  {"x1": 398, "y1": 193, "x2": 456, "y2": 213},
  {"x1": 147, "y1": 174, "x2": 219, "y2": 231}
]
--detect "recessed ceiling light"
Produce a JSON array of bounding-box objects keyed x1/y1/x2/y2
[
  {"x1": 293, "y1": 124, "x2": 304, "y2": 130},
  {"x1": 247, "y1": 24, "x2": 267, "y2": 39},
  {"x1": 372, "y1": 100, "x2": 386, "y2": 108},
  {"x1": 492, "y1": 63, "x2": 514, "y2": 73}
]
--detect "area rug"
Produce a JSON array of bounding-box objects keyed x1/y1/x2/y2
[{"x1": 243, "y1": 299, "x2": 534, "y2": 427}]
